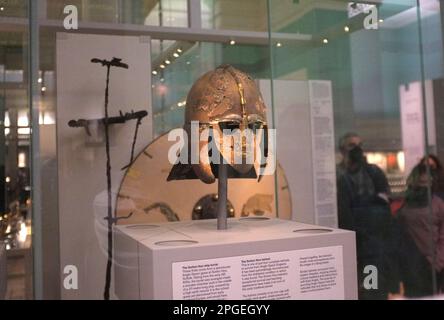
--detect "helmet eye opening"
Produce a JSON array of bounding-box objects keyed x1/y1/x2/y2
[
  {"x1": 218, "y1": 121, "x2": 265, "y2": 133},
  {"x1": 218, "y1": 121, "x2": 240, "y2": 131},
  {"x1": 248, "y1": 122, "x2": 264, "y2": 133}
]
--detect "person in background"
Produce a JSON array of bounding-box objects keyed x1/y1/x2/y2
[
  {"x1": 391, "y1": 155, "x2": 444, "y2": 216},
  {"x1": 420, "y1": 155, "x2": 444, "y2": 200},
  {"x1": 336, "y1": 132, "x2": 398, "y2": 300},
  {"x1": 396, "y1": 163, "x2": 444, "y2": 297},
  {"x1": 421, "y1": 154, "x2": 442, "y2": 171}
]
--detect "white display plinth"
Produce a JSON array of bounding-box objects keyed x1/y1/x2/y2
[{"x1": 114, "y1": 218, "x2": 357, "y2": 300}]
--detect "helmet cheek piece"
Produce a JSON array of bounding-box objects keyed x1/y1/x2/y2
[{"x1": 191, "y1": 124, "x2": 216, "y2": 184}]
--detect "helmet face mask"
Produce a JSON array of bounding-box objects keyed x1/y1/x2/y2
[
  {"x1": 168, "y1": 64, "x2": 269, "y2": 184},
  {"x1": 212, "y1": 119, "x2": 266, "y2": 175}
]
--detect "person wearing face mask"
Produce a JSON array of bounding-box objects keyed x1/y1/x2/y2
[
  {"x1": 337, "y1": 132, "x2": 392, "y2": 227},
  {"x1": 395, "y1": 164, "x2": 444, "y2": 297},
  {"x1": 336, "y1": 132, "x2": 398, "y2": 300}
]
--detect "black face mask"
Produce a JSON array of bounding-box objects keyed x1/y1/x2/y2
[
  {"x1": 348, "y1": 145, "x2": 364, "y2": 165},
  {"x1": 406, "y1": 186, "x2": 429, "y2": 207}
]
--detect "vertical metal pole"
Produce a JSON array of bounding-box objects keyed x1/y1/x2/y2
[
  {"x1": 415, "y1": 0, "x2": 438, "y2": 295},
  {"x1": 6, "y1": 109, "x2": 18, "y2": 198},
  {"x1": 29, "y1": 0, "x2": 43, "y2": 300},
  {"x1": 0, "y1": 98, "x2": 5, "y2": 214},
  {"x1": 103, "y1": 65, "x2": 112, "y2": 300},
  {"x1": 266, "y1": 0, "x2": 279, "y2": 218},
  {"x1": 217, "y1": 160, "x2": 228, "y2": 230}
]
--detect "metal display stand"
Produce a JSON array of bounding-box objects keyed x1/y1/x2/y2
[{"x1": 217, "y1": 162, "x2": 228, "y2": 230}]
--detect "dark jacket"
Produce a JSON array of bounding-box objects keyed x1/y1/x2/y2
[
  {"x1": 395, "y1": 195, "x2": 444, "y2": 296},
  {"x1": 337, "y1": 162, "x2": 398, "y2": 298}
]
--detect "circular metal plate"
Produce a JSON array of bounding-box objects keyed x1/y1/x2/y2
[
  {"x1": 154, "y1": 240, "x2": 199, "y2": 247},
  {"x1": 192, "y1": 194, "x2": 235, "y2": 220},
  {"x1": 115, "y1": 132, "x2": 292, "y2": 224},
  {"x1": 293, "y1": 228, "x2": 333, "y2": 234},
  {"x1": 125, "y1": 224, "x2": 160, "y2": 230},
  {"x1": 239, "y1": 217, "x2": 270, "y2": 221}
]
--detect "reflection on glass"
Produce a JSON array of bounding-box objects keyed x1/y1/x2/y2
[
  {"x1": 143, "y1": 0, "x2": 187, "y2": 27},
  {"x1": 269, "y1": 0, "x2": 443, "y2": 299},
  {"x1": 0, "y1": 0, "x2": 441, "y2": 301},
  {"x1": 0, "y1": 4, "x2": 32, "y2": 300},
  {"x1": 0, "y1": 0, "x2": 27, "y2": 18},
  {"x1": 202, "y1": 0, "x2": 268, "y2": 31},
  {"x1": 151, "y1": 40, "x2": 270, "y2": 136},
  {"x1": 46, "y1": 0, "x2": 188, "y2": 27}
]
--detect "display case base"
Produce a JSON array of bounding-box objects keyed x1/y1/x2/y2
[{"x1": 114, "y1": 218, "x2": 357, "y2": 300}]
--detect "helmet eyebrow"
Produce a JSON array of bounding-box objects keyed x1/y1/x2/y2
[{"x1": 225, "y1": 66, "x2": 248, "y2": 130}]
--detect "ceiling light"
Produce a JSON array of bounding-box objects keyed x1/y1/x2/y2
[
  {"x1": 152, "y1": 70, "x2": 158, "y2": 75},
  {"x1": 38, "y1": 77, "x2": 43, "y2": 83},
  {"x1": 43, "y1": 111, "x2": 55, "y2": 125},
  {"x1": 344, "y1": 26, "x2": 350, "y2": 32},
  {"x1": 160, "y1": 64, "x2": 165, "y2": 69},
  {"x1": 323, "y1": 38, "x2": 329, "y2": 44},
  {"x1": 229, "y1": 40, "x2": 236, "y2": 45},
  {"x1": 177, "y1": 48, "x2": 183, "y2": 53},
  {"x1": 18, "y1": 111, "x2": 29, "y2": 127},
  {"x1": 4, "y1": 111, "x2": 10, "y2": 127},
  {"x1": 173, "y1": 53, "x2": 179, "y2": 58},
  {"x1": 165, "y1": 60, "x2": 171, "y2": 65},
  {"x1": 41, "y1": 86, "x2": 47, "y2": 92},
  {"x1": 276, "y1": 42, "x2": 282, "y2": 47}
]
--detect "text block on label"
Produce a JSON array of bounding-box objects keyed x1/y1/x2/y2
[{"x1": 172, "y1": 246, "x2": 344, "y2": 300}]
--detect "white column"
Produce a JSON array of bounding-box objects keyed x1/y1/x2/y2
[{"x1": 187, "y1": 0, "x2": 202, "y2": 29}]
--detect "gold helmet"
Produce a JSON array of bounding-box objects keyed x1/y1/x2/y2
[
  {"x1": 185, "y1": 64, "x2": 267, "y2": 125},
  {"x1": 168, "y1": 64, "x2": 268, "y2": 184}
]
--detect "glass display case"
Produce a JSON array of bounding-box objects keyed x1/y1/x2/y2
[{"x1": 0, "y1": 0, "x2": 443, "y2": 300}]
